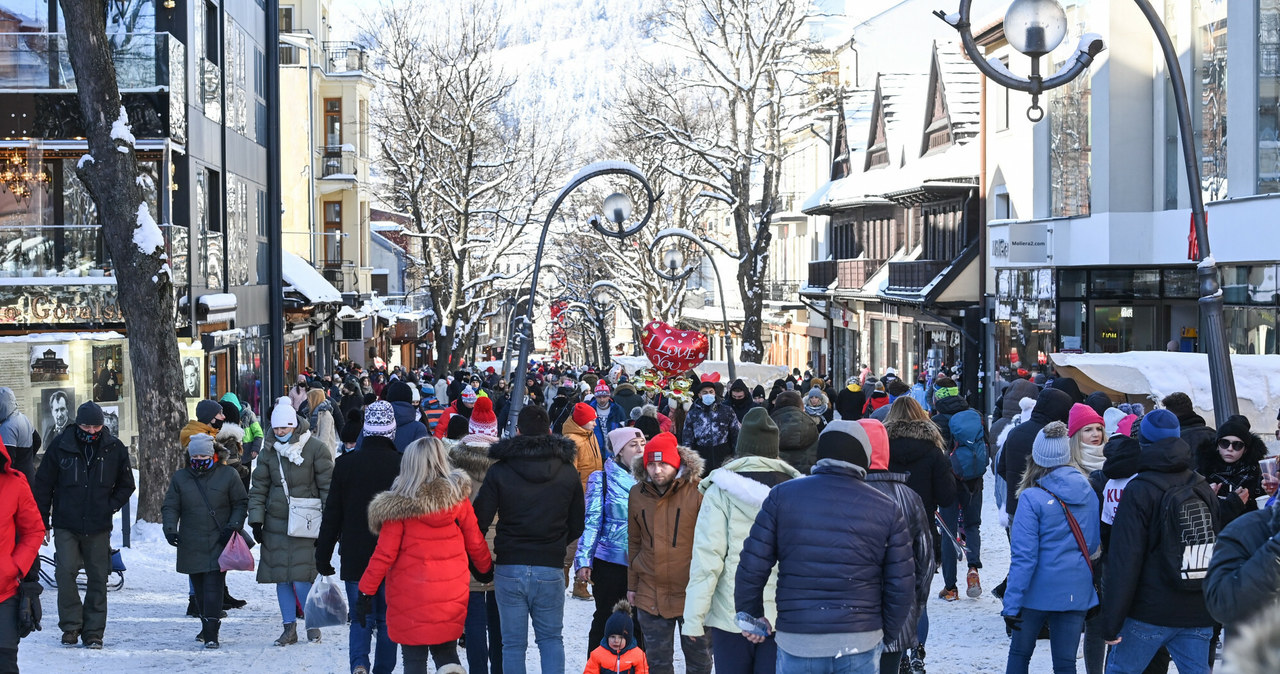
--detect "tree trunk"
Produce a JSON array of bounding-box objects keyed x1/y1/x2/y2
[{"x1": 61, "y1": 0, "x2": 188, "y2": 522}]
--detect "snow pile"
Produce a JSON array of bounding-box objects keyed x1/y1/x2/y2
[
  {"x1": 109, "y1": 106, "x2": 135, "y2": 153},
  {"x1": 281, "y1": 251, "x2": 342, "y2": 303},
  {"x1": 76, "y1": 154, "x2": 95, "y2": 169},
  {"x1": 612, "y1": 355, "x2": 789, "y2": 389},
  {"x1": 132, "y1": 203, "x2": 165, "y2": 256},
  {"x1": 197, "y1": 293, "x2": 238, "y2": 311}
]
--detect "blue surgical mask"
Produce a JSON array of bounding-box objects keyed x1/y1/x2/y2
[
  {"x1": 701, "y1": 394, "x2": 716, "y2": 406},
  {"x1": 275, "y1": 432, "x2": 293, "y2": 444}
]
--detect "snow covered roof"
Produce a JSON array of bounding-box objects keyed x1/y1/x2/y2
[
  {"x1": 198, "y1": 293, "x2": 238, "y2": 311},
  {"x1": 282, "y1": 251, "x2": 342, "y2": 304},
  {"x1": 935, "y1": 41, "x2": 982, "y2": 143}
]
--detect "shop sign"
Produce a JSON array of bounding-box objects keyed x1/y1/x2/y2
[
  {"x1": 1007, "y1": 223, "x2": 1048, "y2": 264},
  {"x1": 0, "y1": 284, "x2": 123, "y2": 325}
]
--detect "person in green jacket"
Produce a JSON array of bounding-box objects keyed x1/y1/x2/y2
[
  {"x1": 222, "y1": 392, "x2": 264, "y2": 464},
  {"x1": 683, "y1": 407, "x2": 802, "y2": 673}
]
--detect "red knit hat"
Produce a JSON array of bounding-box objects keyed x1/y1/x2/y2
[
  {"x1": 572, "y1": 402, "x2": 597, "y2": 427},
  {"x1": 594, "y1": 380, "x2": 610, "y2": 397},
  {"x1": 643, "y1": 432, "x2": 681, "y2": 470},
  {"x1": 469, "y1": 397, "x2": 498, "y2": 437},
  {"x1": 1067, "y1": 403, "x2": 1105, "y2": 438}
]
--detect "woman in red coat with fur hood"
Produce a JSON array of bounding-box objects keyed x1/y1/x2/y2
[{"x1": 359, "y1": 436, "x2": 493, "y2": 674}]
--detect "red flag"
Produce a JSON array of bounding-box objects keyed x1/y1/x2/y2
[{"x1": 1188, "y1": 212, "x2": 1204, "y2": 261}]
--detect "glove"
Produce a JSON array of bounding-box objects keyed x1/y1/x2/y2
[
  {"x1": 355, "y1": 593, "x2": 373, "y2": 627},
  {"x1": 217, "y1": 527, "x2": 235, "y2": 547},
  {"x1": 17, "y1": 581, "x2": 42, "y2": 638},
  {"x1": 250, "y1": 522, "x2": 264, "y2": 542},
  {"x1": 1004, "y1": 613, "x2": 1022, "y2": 636},
  {"x1": 165, "y1": 532, "x2": 180, "y2": 547},
  {"x1": 316, "y1": 558, "x2": 336, "y2": 577}
]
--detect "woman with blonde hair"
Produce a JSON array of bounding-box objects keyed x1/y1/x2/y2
[
  {"x1": 305, "y1": 388, "x2": 340, "y2": 451},
  {"x1": 359, "y1": 436, "x2": 493, "y2": 674},
  {"x1": 883, "y1": 395, "x2": 956, "y2": 673}
]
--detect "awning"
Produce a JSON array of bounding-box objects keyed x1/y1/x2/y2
[{"x1": 282, "y1": 251, "x2": 342, "y2": 304}]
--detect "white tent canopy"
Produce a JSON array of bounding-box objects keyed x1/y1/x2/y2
[{"x1": 611, "y1": 355, "x2": 790, "y2": 389}]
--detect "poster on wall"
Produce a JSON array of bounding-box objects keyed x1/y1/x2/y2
[
  {"x1": 92, "y1": 344, "x2": 123, "y2": 402},
  {"x1": 182, "y1": 356, "x2": 202, "y2": 398},
  {"x1": 100, "y1": 405, "x2": 120, "y2": 438},
  {"x1": 30, "y1": 345, "x2": 71, "y2": 383},
  {"x1": 39, "y1": 387, "x2": 75, "y2": 445}
]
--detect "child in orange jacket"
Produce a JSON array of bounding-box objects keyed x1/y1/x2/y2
[{"x1": 584, "y1": 600, "x2": 649, "y2": 674}]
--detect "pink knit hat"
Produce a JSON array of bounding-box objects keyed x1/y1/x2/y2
[{"x1": 1067, "y1": 403, "x2": 1105, "y2": 438}]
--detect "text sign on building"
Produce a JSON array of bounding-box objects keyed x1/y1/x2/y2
[
  {"x1": 0, "y1": 285, "x2": 123, "y2": 325},
  {"x1": 1007, "y1": 223, "x2": 1048, "y2": 264}
]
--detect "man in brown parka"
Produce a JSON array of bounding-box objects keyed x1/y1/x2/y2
[{"x1": 626, "y1": 432, "x2": 711, "y2": 674}]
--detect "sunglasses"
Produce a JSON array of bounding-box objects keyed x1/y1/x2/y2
[{"x1": 1217, "y1": 439, "x2": 1246, "y2": 451}]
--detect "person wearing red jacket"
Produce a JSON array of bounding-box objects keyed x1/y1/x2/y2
[
  {"x1": 359, "y1": 436, "x2": 492, "y2": 674},
  {"x1": 0, "y1": 437, "x2": 45, "y2": 669},
  {"x1": 433, "y1": 386, "x2": 478, "y2": 439}
]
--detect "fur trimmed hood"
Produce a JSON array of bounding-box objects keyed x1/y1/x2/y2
[
  {"x1": 367, "y1": 469, "x2": 472, "y2": 534},
  {"x1": 631, "y1": 444, "x2": 705, "y2": 485},
  {"x1": 487, "y1": 432, "x2": 577, "y2": 464},
  {"x1": 216, "y1": 422, "x2": 245, "y2": 445},
  {"x1": 885, "y1": 418, "x2": 944, "y2": 445},
  {"x1": 449, "y1": 441, "x2": 497, "y2": 485}
]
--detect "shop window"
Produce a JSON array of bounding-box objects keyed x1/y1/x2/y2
[
  {"x1": 1195, "y1": 0, "x2": 1227, "y2": 202},
  {"x1": 1162, "y1": 268, "x2": 1200, "y2": 299},
  {"x1": 1058, "y1": 300, "x2": 1085, "y2": 351},
  {"x1": 1048, "y1": 2, "x2": 1092, "y2": 217},
  {"x1": 1058, "y1": 269, "x2": 1087, "y2": 298},
  {"x1": 1261, "y1": 0, "x2": 1280, "y2": 193},
  {"x1": 1219, "y1": 265, "x2": 1280, "y2": 305},
  {"x1": 1090, "y1": 269, "x2": 1159, "y2": 299},
  {"x1": 1091, "y1": 305, "x2": 1158, "y2": 353},
  {"x1": 1224, "y1": 306, "x2": 1277, "y2": 354},
  {"x1": 870, "y1": 319, "x2": 884, "y2": 374}
]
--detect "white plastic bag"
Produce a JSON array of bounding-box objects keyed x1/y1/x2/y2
[{"x1": 303, "y1": 574, "x2": 347, "y2": 628}]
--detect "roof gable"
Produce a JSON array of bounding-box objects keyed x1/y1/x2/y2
[{"x1": 864, "y1": 78, "x2": 890, "y2": 171}]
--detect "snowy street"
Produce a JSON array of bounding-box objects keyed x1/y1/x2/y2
[{"x1": 19, "y1": 471, "x2": 1097, "y2": 673}]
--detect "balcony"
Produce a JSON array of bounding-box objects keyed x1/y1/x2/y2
[
  {"x1": 0, "y1": 32, "x2": 181, "y2": 91},
  {"x1": 322, "y1": 260, "x2": 356, "y2": 292},
  {"x1": 764, "y1": 281, "x2": 799, "y2": 302},
  {"x1": 886, "y1": 259, "x2": 949, "y2": 292},
  {"x1": 321, "y1": 41, "x2": 367, "y2": 73},
  {"x1": 837, "y1": 258, "x2": 885, "y2": 290},
  {"x1": 808, "y1": 260, "x2": 836, "y2": 288},
  {"x1": 0, "y1": 225, "x2": 112, "y2": 279},
  {"x1": 318, "y1": 146, "x2": 358, "y2": 180}
]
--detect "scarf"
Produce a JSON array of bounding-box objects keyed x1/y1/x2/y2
[
  {"x1": 805, "y1": 403, "x2": 828, "y2": 418},
  {"x1": 1077, "y1": 441, "x2": 1106, "y2": 473},
  {"x1": 274, "y1": 431, "x2": 310, "y2": 465}
]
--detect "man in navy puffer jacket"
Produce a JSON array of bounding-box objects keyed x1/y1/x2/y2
[{"x1": 735, "y1": 419, "x2": 914, "y2": 670}]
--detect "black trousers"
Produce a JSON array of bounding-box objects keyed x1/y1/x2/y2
[
  {"x1": 587, "y1": 559, "x2": 644, "y2": 654},
  {"x1": 190, "y1": 571, "x2": 226, "y2": 621},
  {"x1": 0, "y1": 595, "x2": 18, "y2": 674},
  {"x1": 403, "y1": 641, "x2": 461, "y2": 674}
]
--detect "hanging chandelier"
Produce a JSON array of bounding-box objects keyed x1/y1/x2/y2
[{"x1": 0, "y1": 153, "x2": 49, "y2": 200}]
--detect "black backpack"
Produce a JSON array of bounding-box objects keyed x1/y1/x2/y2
[{"x1": 1133, "y1": 475, "x2": 1219, "y2": 591}]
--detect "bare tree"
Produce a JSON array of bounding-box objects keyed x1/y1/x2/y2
[
  {"x1": 365, "y1": 0, "x2": 565, "y2": 373},
  {"x1": 621, "y1": 0, "x2": 814, "y2": 362},
  {"x1": 61, "y1": 0, "x2": 188, "y2": 520}
]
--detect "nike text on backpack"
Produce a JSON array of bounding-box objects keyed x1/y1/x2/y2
[{"x1": 1133, "y1": 476, "x2": 1219, "y2": 590}]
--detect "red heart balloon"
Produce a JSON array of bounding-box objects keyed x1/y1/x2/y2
[{"x1": 641, "y1": 320, "x2": 709, "y2": 376}]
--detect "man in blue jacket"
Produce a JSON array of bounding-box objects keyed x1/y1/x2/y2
[
  {"x1": 588, "y1": 381, "x2": 626, "y2": 455},
  {"x1": 735, "y1": 420, "x2": 914, "y2": 671}
]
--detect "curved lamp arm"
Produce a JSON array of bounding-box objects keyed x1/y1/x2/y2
[{"x1": 646, "y1": 229, "x2": 737, "y2": 382}]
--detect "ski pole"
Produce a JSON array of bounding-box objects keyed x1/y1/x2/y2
[{"x1": 934, "y1": 511, "x2": 967, "y2": 564}]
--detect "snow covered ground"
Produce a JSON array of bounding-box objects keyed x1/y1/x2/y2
[{"x1": 20, "y1": 471, "x2": 1152, "y2": 673}]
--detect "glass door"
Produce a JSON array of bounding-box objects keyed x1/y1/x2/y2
[{"x1": 1091, "y1": 304, "x2": 1158, "y2": 353}]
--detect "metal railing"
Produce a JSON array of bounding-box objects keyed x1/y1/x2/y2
[
  {"x1": 318, "y1": 146, "x2": 358, "y2": 179},
  {"x1": 838, "y1": 258, "x2": 885, "y2": 290},
  {"x1": 321, "y1": 41, "x2": 367, "y2": 73},
  {"x1": 764, "y1": 280, "x2": 800, "y2": 302},
  {"x1": 0, "y1": 32, "x2": 181, "y2": 91},
  {"x1": 886, "y1": 259, "x2": 949, "y2": 292},
  {"x1": 808, "y1": 260, "x2": 836, "y2": 288}
]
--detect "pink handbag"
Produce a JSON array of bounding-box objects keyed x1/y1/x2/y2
[{"x1": 218, "y1": 531, "x2": 255, "y2": 572}]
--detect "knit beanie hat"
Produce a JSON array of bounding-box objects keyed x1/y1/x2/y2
[
  {"x1": 219, "y1": 399, "x2": 242, "y2": 426},
  {"x1": 1217, "y1": 414, "x2": 1253, "y2": 443},
  {"x1": 816, "y1": 420, "x2": 872, "y2": 471},
  {"x1": 469, "y1": 397, "x2": 498, "y2": 437},
  {"x1": 1140, "y1": 409, "x2": 1181, "y2": 444},
  {"x1": 461, "y1": 385, "x2": 478, "y2": 405},
  {"x1": 187, "y1": 432, "x2": 216, "y2": 458},
  {"x1": 595, "y1": 380, "x2": 611, "y2": 397},
  {"x1": 384, "y1": 380, "x2": 413, "y2": 403},
  {"x1": 1032, "y1": 421, "x2": 1071, "y2": 468},
  {"x1": 572, "y1": 402, "x2": 596, "y2": 427},
  {"x1": 608, "y1": 427, "x2": 643, "y2": 456},
  {"x1": 1117, "y1": 414, "x2": 1139, "y2": 438},
  {"x1": 339, "y1": 409, "x2": 362, "y2": 444},
  {"x1": 1067, "y1": 403, "x2": 1105, "y2": 438},
  {"x1": 1103, "y1": 407, "x2": 1127, "y2": 437},
  {"x1": 735, "y1": 407, "x2": 780, "y2": 459},
  {"x1": 857, "y1": 418, "x2": 890, "y2": 470},
  {"x1": 196, "y1": 399, "x2": 223, "y2": 424},
  {"x1": 362, "y1": 401, "x2": 397, "y2": 439},
  {"x1": 1084, "y1": 391, "x2": 1112, "y2": 418},
  {"x1": 603, "y1": 600, "x2": 635, "y2": 645},
  {"x1": 447, "y1": 414, "x2": 471, "y2": 440},
  {"x1": 634, "y1": 415, "x2": 661, "y2": 441},
  {"x1": 270, "y1": 396, "x2": 297, "y2": 428},
  {"x1": 643, "y1": 432, "x2": 681, "y2": 470}
]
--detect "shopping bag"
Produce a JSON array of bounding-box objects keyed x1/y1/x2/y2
[
  {"x1": 218, "y1": 531, "x2": 256, "y2": 572},
  {"x1": 303, "y1": 574, "x2": 348, "y2": 628}
]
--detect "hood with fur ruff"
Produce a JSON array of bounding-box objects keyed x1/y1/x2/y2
[{"x1": 367, "y1": 469, "x2": 471, "y2": 534}]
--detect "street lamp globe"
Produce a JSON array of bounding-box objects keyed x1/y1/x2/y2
[
  {"x1": 662, "y1": 247, "x2": 684, "y2": 273},
  {"x1": 1003, "y1": 0, "x2": 1067, "y2": 57},
  {"x1": 603, "y1": 192, "x2": 633, "y2": 225}
]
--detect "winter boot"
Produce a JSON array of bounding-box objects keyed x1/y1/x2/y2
[
  {"x1": 910, "y1": 644, "x2": 927, "y2": 673},
  {"x1": 202, "y1": 619, "x2": 221, "y2": 649},
  {"x1": 274, "y1": 622, "x2": 298, "y2": 647},
  {"x1": 222, "y1": 587, "x2": 247, "y2": 610},
  {"x1": 937, "y1": 587, "x2": 958, "y2": 601},
  {"x1": 966, "y1": 568, "x2": 982, "y2": 598},
  {"x1": 186, "y1": 595, "x2": 200, "y2": 617},
  {"x1": 61, "y1": 630, "x2": 80, "y2": 646},
  {"x1": 572, "y1": 578, "x2": 592, "y2": 600},
  {"x1": 306, "y1": 627, "x2": 322, "y2": 643}
]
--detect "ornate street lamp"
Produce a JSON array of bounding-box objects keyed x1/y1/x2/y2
[
  {"x1": 504, "y1": 162, "x2": 660, "y2": 434},
  {"x1": 649, "y1": 229, "x2": 737, "y2": 383},
  {"x1": 937, "y1": 0, "x2": 1237, "y2": 423}
]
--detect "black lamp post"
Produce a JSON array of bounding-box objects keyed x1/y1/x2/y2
[
  {"x1": 938, "y1": 0, "x2": 1238, "y2": 424},
  {"x1": 648, "y1": 229, "x2": 737, "y2": 383},
  {"x1": 504, "y1": 162, "x2": 660, "y2": 435}
]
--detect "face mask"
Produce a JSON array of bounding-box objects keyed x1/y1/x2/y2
[
  {"x1": 75, "y1": 427, "x2": 102, "y2": 444},
  {"x1": 211, "y1": 418, "x2": 224, "y2": 430},
  {"x1": 275, "y1": 432, "x2": 293, "y2": 444},
  {"x1": 701, "y1": 394, "x2": 716, "y2": 406},
  {"x1": 190, "y1": 457, "x2": 216, "y2": 472}
]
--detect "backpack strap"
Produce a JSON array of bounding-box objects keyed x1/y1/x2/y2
[
  {"x1": 1037, "y1": 483, "x2": 1094, "y2": 574},
  {"x1": 189, "y1": 469, "x2": 226, "y2": 530}
]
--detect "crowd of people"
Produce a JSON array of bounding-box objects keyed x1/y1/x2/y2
[{"x1": 1, "y1": 358, "x2": 1280, "y2": 673}]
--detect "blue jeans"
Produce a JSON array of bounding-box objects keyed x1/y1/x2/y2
[
  {"x1": 940, "y1": 479, "x2": 983, "y2": 589},
  {"x1": 1105, "y1": 619, "x2": 1211, "y2": 674},
  {"x1": 1006, "y1": 608, "x2": 1086, "y2": 674},
  {"x1": 465, "y1": 590, "x2": 503, "y2": 674},
  {"x1": 917, "y1": 604, "x2": 929, "y2": 646},
  {"x1": 345, "y1": 581, "x2": 396, "y2": 674},
  {"x1": 494, "y1": 565, "x2": 565, "y2": 674},
  {"x1": 276, "y1": 581, "x2": 313, "y2": 624},
  {"x1": 710, "y1": 627, "x2": 776, "y2": 674},
  {"x1": 776, "y1": 642, "x2": 882, "y2": 673}
]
